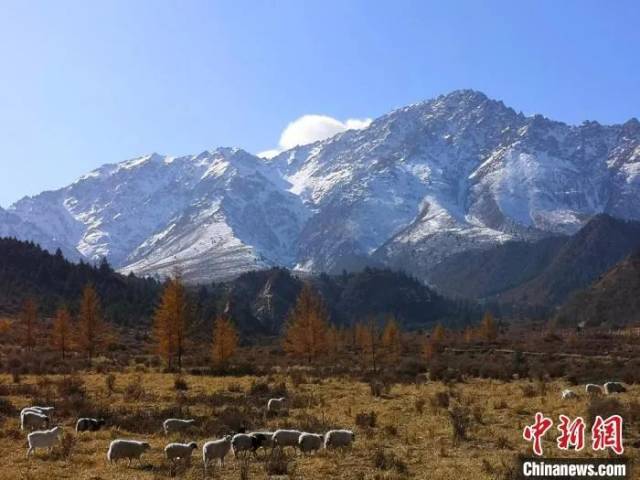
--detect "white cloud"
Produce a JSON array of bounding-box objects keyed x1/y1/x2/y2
[
  {"x1": 257, "y1": 114, "x2": 371, "y2": 158},
  {"x1": 256, "y1": 149, "x2": 281, "y2": 159}
]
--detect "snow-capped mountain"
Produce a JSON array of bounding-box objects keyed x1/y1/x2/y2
[{"x1": 3, "y1": 90, "x2": 639, "y2": 282}]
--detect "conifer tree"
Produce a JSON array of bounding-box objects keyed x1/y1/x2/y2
[
  {"x1": 153, "y1": 276, "x2": 189, "y2": 369},
  {"x1": 77, "y1": 284, "x2": 108, "y2": 362},
  {"x1": 51, "y1": 305, "x2": 72, "y2": 359},
  {"x1": 381, "y1": 316, "x2": 402, "y2": 357},
  {"x1": 355, "y1": 318, "x2": 381, "y2": 372},
  {"x1": 479, "y1": 311, "x2": 498, "y2": 342},
  {"x1": 326, "y1": 324, "x2": 342, "y2": 356},
  {"x1": 282, "y1": 284, "x2": 329, "y2": 363},
  {"x1": 211, "y1": 315, "x2": 238, "y2": 367}
]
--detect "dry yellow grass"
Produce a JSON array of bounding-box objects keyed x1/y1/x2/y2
[{"x1": 0, "y1": 371, "x2": 636, "y2": 479}]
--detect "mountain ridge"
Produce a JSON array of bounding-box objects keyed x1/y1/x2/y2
[{"x1": 2, "y1": 89, "x2": 639, "y2": 282}]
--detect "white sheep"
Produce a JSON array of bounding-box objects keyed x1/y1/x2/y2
[
  {"x1": 604, "y1": 382, "x2": 627, "y2": 394},
  {"x1": 232, "y1": 433, "x2": 259, "y2": 457},
  {"x1": 203, "y1": 436, "x2": 232, "y2": 473},
  {"x1": 298, "y1": 433, "x2": 323, "y2": 454},
  {"x1": 267, "y1": 397, "x2": 286, "y2": 414},
  {"x1": 107, "y1": 439, "x2": 151, "y2": 466},
  {"x1": 561, "y1": 389, "x2": 578, "y2": 400},
  {"x1": 163, "y1": 418, "x2": 195, "y2": 435},
  {"x1": 27, "y1": 426, "x2": 63, "y2": 456},
  {"x1": 165, "y1": 442, "x2": 198, "y2": 465},
  {"x1": 29, "y1": 406, "x2": 54, "y2": 414},
  {"x1": 21, "y1": 411, "x2": 49, "y2": 431},
  {"x1": 585, "y1": 384, "x2": 604, "y2": 396},
  {"x1": 273, "y1": 429, "x2": 302, "y2": 450},
  {"x1": 324, "y1": 429, "x2": 355, "y2": 449},
  {"x1": 20, "y1": 406, "x2": 53, "y2": 420}
]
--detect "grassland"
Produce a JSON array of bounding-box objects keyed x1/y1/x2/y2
[{"x1": 0, "y1": 368, "x2": 637, "y2": 480}]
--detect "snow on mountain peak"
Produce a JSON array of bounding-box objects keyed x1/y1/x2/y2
[{"x1": 3, "y1": 90, "x2": 640, "y2": 282}]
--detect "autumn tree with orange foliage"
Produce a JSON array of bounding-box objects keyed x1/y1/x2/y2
[
  {"x1": 423, "y1": 323, "x2": 446, "y2": 362},
  {"x1": 355, "y1": 318, "x2": 381, "y2": 372},
  {"x1": 211, "y1": 315, "x2": 238, "y2": 367},
  {"x1": 283, "y1": 284, "x2": 329, "y2": 363},
  {"x1": 51, "y1": 305, "x2": 72, "y2": 359},
  {"x1": 326, "y1": 324, "x2": 343, "y2": 356},
  {"x1": 153, "y1": 276, "x2": 190, "y2": 369},
  {"x1": 77, "y1": 284, "x2": 109, "y2": 362},
  {"x1": 479, "y1": 311, "x2": 498, "y2": 342},
  {"x1": 381, "y1": 316, "x2": 402, "y2": 358},
  {"x1": 20, "y1": 298, "x2": 39, "y2": 351}
]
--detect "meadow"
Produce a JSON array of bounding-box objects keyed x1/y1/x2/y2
[{"x1": 1, "y1": 361, "x2": 638, "y2": 479}]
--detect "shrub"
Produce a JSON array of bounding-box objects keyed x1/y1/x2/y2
[
  {"x1": 448, "y1": 405, "x2": 472, "y2": 445},
  {"x1": 53, "y1": 432, "x2": 76, "y2": 460},
  {"x1": 430, "y1": 390, "x2": 450, "y2": 409},
  {"x1": 373, "y1": 448, "x2": 408, "y2": 474},
  {"x1": 105, "y1": 374, "x2": 116, "y2": 394},
  {"x1": 264, "y1": 448, "x2": 294, "y2": 475},
  {"x1": 355, "y1": 411, "x2": 377, "y2": 429},
  {"x1": 174, "y1": 376, "x2": 189, "y2": 391},
  {"x1": 123, "y1": 375, "x2": 145, "y2": 402},
  {"x1": 0, "y1": 397, "x2": 17, "y2": 416}
]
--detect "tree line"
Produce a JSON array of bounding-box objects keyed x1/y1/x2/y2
[{"x1": 4, "y1": 275, "x2": 498, "y2": 371}]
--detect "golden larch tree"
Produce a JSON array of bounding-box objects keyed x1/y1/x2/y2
[
  {"x1": 153, "y1": 276, "x2": 190, "y2": 369},
  {"x1": 51, "y1": 305, "x2": 72, "y2": 359},
  {"x1": 326, "y1": 324, "x2": 342, "y2": 357},
  {"x1": 76, "y1": 284, "x2": 108, "y2": 362},
  {"x1": 355, "y1": 318, "x2": 381, "y2": 372},
  {"x1": 282, "y1": 284, "x2": 329, "y2": 363},
  {"x1": 463, "y1": 326, "x2": 475, "y2": 344},
  {"x1": 381, "y1": 316, "x2": 402, "y2": 357},
  {"x1": 20, "y1": 298, "x2": 39, "y2": 351},
  {"x1": 211, "y1": 315, "x2": 238, "y2": 367},
  {"x1": 423, "y1": 323, "x2": 446, "y2": 362},
  {"x1": 479, "y1": 311, "x2": 498, "y2": 342}
]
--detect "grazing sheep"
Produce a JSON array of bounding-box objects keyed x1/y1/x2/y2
[
  {"x1": 27, "y1": 426, "x2": 63, "y2": 456},
  {"x1": 324, "y1": 429, "x2": 355, "y2": 449},
  {"x1": 163, "y1": 418, "x2": 195, "y2": 435},
  {"x1": 273, "y1": 429, "x2": 302, "y2": 450},
  {"x1": 561, "y1": 389, "x2": 578, "y2": 400},
  {"x1": 604, "y1": 382, "x2": 627, "y2": 394},
  {"x1": 21, "y1": 411, "x2": 49, "y2": 431},
  {"x1": 267, "y1": 397, "x2": 286, "y2": 413},
  {"x1": 298, "y1": 433, "x2": 323, "y2": 454},
  {"x1": 30, "y1": 406, "x2": 54, "y2": 414},
  {"x1": 20, "y1": 406, "x2": 52, "y2": 420},
  {"x1": 164, "y1": 442, "x2": 198, "y2": 465},
  {"x1": 107, "y1": 439, "x2": 151, "y2": 466},
  {"x1": 232, "y1": 433, "x2": 258, "y2": 457},
  {"x1": 585, "y1": 384, "x2": 604, "y2": 396},
  {"x1": 250, "y1": 431, "x2": 275, "y2": 451},
  {"x1": 76, "y1": 417, "x2": 106, "y2": 432},
  {"x1": 203, "y1": 436, "x2": 232, "y2": 473}
]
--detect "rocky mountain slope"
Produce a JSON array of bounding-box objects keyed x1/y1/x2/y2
[
  {"x1": 2, "y1": 90, "x2": 639, "y2": 282},
  {"x1": 430, "y1": 215, "x2": 640, "y2": 308}
]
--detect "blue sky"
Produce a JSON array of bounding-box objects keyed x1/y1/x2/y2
[{"x1": 0, "y1": 0, "x2": 638, "y2": 207}]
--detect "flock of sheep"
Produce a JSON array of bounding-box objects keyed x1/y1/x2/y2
[
  {"x1": 561, "y1": 381, "x2": 627, "y2": 400},
  {"x1": 19, "y1": 397, "x2": 356, "y2": 473}
]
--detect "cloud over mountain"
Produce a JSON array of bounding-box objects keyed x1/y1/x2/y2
[{"x1": 258, "y1": 114, "x2": 372, "y2": 158}]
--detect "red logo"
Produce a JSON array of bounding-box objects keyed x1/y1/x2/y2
[
  {"x1": 523, "y1": 412, "x2": 554, "y2": 456},
  {"x1": 557, "y1": 415, "x2": 585, "y2": 451},
  {"x1": 592, "y1": 415, "x2": 624, "y2": 455}
]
